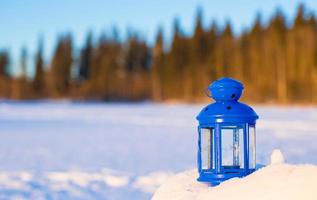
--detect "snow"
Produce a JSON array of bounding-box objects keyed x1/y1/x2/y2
[
  {"x1": 132, "y1": 171, "x2": 174, "y2": 193},
  {"x1": 47, "y1": 169, "x2": 129, "y2": 188},
  {"x1": 270, "y1": 149, "x2": 285, "y2": 165},
  {"x1": 152, "y1": 150, "x2": 317, "y2": 200},
  {"x1": 0, "y1": 101, "x2": 316, "y2": 199}
]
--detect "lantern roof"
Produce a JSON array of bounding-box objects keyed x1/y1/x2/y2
[{"x1": 197, "y1": 77, "x2": 258, "y2": 125}]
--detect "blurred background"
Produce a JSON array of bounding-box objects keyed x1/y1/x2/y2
[
  {"x1": 1, "y1": 1, "x2": 317, "y2": 200},
  {"x1": 1, "y1": 0, "x2": 317, "y2": 103}
]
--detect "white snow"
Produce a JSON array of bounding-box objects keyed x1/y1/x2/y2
[
  {"x1": 0, "y1": 101, "x2": 316, "y2": 199},
  {"x1": 152, "y1": 150, "x2": 317, "y2": 200},
  {"x1": 47, "y1": 169, "x2": 129, "y2": 188},
  {"x1": 0, "y1": 171, "x2": 32, "y2": 190},
  {"x1": 270, "y1": 149, "x2": 285, "y2": 165},
  {"x1": 132, "y1": 171, "x2": 174, "y2": 193}
]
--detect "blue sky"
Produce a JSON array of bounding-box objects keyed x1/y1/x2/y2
[{"x1": 1, "y1": 0, "x2": 317, "y2": 75}]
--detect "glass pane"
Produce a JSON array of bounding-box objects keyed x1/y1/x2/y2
[
  {"x1": 249, "y1": 125, "x2": 256, "y2": 169},
  {"x1": 221, "y1": 126, "x2": 244, "y2": 169},
  {"x1": 201, "y1": 128, "x2": 214, "y2": 170}
]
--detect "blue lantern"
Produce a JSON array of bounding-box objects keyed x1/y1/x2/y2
[{"x1": 196, "y1": 77, "x2": 259, "y2": 185}]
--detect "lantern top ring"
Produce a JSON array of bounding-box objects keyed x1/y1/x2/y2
[
  {"x1": 197, "y1": 77, "x2": 258, "y2": 125},
  {"x1": 209, "y1": 77, "x2": 243, "y2": 102}
]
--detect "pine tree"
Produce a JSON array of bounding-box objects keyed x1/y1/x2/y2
[
  {"x1": 166, "y1": 18, "x2": 189, "y2": 100},
  {"x1": 192, "y1": 7, "x2": 208, "y2": 62},
  {"x1": 0, "y1": 50, "x2": 10, "y2": 98},
  {"x1": 20, "y1": 47, "x2": 27, "y2": 79},
  {"x1": 33, "y1": 39, "x2": 45, "y2": 97},
  {"x1": 214, "y1": 21, "x2": 235, "y2": 79},
  {"x1": 309, "y1": 13, "x2": 317, "y2": 103},
  {"x1": 288, "y1": 4, "x2": 314, "y2": 102},
  {"x1": 50, "y1": 34, "x2": 73, "y2": 97},
  {"x1": 223, "y1": 21, "x2": 235, "y2": 76},
  {"x1": 88, "y1": 31, "x2": 123, "y2": 100},
  {"x1": 151, "y1": 27, "x2": 165, "y2": 101},
  {"x1": 12, "y1": 46, "x2": 29, "y2": 99},
  {"x1": 247, "y1": 13, "x2": 264, "y2": 101},
  {"x1": 189, "y1": 7, "x2": 209, "y2": 100},
  {"x1": 267, "y1": 9, "x2": 287, "y2": 102},
  {"x1": 79, "y1": 31, "x2": 93, "y2": 82},
  {"x1": 124, "y1": 33, "x2": 151, "y2": 100},
  {"x1": 206, "y1": 21, "x2": 219, "y2": 84},
  {"x1": 0, "y1": 51, "x2": 9, "y2": 77}
]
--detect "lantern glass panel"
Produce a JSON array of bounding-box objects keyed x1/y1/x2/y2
[
  {"x1": 249, "y1": 125, "x2": 256, "y2": 169},
  {"x1": 221, "y1": 126, "x2": 244, "y2": 169},
  {"x1": 201, "y1": 128, "x2": 215, "y2": 170}
]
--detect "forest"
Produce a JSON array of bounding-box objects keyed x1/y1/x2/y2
[{"x1": 1, "y1": 4, "x2": 317, "y2": 103}]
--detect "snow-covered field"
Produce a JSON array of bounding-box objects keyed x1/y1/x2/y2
[{"x1": 0, "y1": 101, "x2": 316, "y2": 199}]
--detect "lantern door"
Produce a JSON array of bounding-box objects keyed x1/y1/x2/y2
[
  {"x1": 248, "y1": 124, "x2": 256, "y2": 169},
  {"x1": 199, "y1": 128, "x2": 215, "y2": 172},
  {"x1": 220, "y1": 125, "x2": 245, "y2": 172}
]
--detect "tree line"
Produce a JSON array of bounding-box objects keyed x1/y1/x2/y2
[{"x1": 1, "y1": 4, "x2": 317, "y2": 103}]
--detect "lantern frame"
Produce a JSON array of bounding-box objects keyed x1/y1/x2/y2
[{"x1": 196, "y1": 77, "x2": 258, "y2": 185}]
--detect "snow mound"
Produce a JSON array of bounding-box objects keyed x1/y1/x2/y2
[
  {"x1": 152, "y1": 151, "x2": 317, "y2": 200},
  {"x1": 270, "y1": 149, "x2": 285, "y2": 165}
]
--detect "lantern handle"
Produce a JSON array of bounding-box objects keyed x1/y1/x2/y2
[{"x1": 204, "y1": 87, "x2": 212, "y2": 98}]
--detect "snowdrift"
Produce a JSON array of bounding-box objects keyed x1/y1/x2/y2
[{"x1": 152, "y1": 150, "x2": 317, "y2": 200}]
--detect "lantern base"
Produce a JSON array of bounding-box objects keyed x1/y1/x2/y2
[{"x1": 197, "y1": 169, "x2": 256, "y2": 186}]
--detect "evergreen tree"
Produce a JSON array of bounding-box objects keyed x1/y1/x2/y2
[
  {"x1": 189, "y1": 7, "x2": 209, "y2": 100},
  {"x1": 151, "y1": 27, "x2": 165, "y2": 101},
  {"x1": 310, "y1": 13, "x2": 317, "y2": 103},
  {"x1": 221, "y1": 21, "x2": 235, "y2": 77},
  {"x1": 206, "y1": 21, "x2": 219, "y2": 83},
  {"x1": 33, "y1": 39, "x2": 45, "y2": 96},
  {"x1": 247, "y1": 13, "x2": 264, "y2": 101},
  {"x1": 0, "y1": 50, "x2": 10, "y2": 98},
  {"x1": 166, "y1": 18, "x2": 189, "y2": 99},
  {"x1": 20, "y1": 47, "x2": 27, "y2": 79},
  {"x1": 291, "y1": 4, "x2": 317, "y2": 102},
  {"x1": 0, "y1": 50, "x2": 10, "y2": 77},
  {"x1": 192, "y1": 7, "x2": 208, "y2": 62},
  {"x1": 79, "y1": 31, "x2": 93, "y2": 81},
  {"x1": 124, "y1": 33, "x2": 151, "y2": 100},
  {"x1": 50, "y1": 34, "x2": 73, "y2": 97},
  {"x1": 267, "y1": 9, "x2": 287, "y2": 102},
  {"x1": 12, "y1": 46, "x2": 29, "y2": 99},
  {"x1": 88, "y1": 31, "x2": 123, "y2": 100}
]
